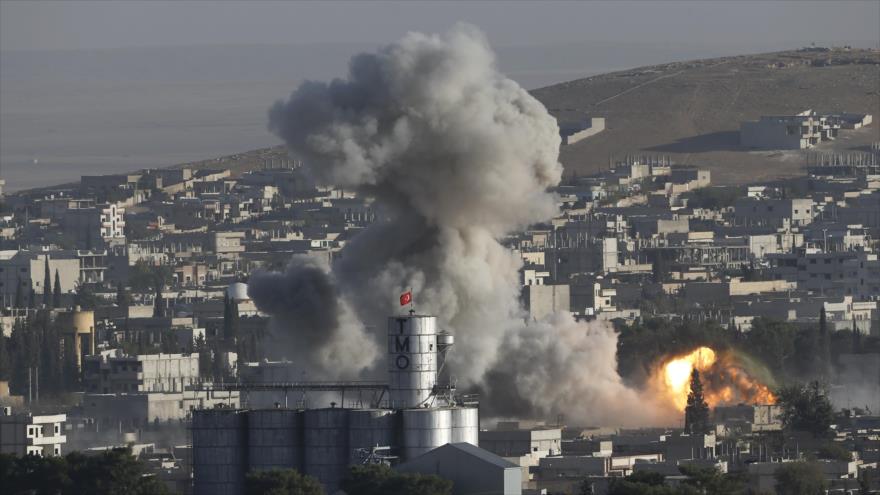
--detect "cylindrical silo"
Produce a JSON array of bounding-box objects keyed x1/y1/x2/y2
[
  {"x1": 402, "y1": 408, "x2": 451, "y2": 460},
  {"x1": 388, "y1": 315, "x2": 438, "y2": 409},
  {"x1": 248, "y1": 409, "x2": 302, "y2": 472},
  {"x1": 303, "y1": 408, "x2": 350, "y2": 491},
  {"x1": 450, "y1": 407, "x2": 479, "y2": 446},
  {"x1": 347, "y1": 409, "x2": 395, "y2": 464},
  {"x1": 191, "y1": 409, "x2": 247, "y2": 495}
]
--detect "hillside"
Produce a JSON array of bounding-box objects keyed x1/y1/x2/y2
[{"x1": 532, "y1": 48, "x2": 880, "y2": 185}]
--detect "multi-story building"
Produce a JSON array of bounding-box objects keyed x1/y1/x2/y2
[
  {"x1": 82, "y1": 352, "x2": 200, "y2": 394},
  {"x1": 0, "y1": 407, "x2": 67, "y2": 457},
  {"x1": 740, "y1": 110, "x2": 870, "y2": 150},
  {"x1": 733, "y1": 198, "x2": 815, "y2": 228},
  {"x1": 62, "y1": 203, "x2": 125, "y2": 249},
  {"x1": 766, "y1": 249, "x2": 877, "y2": 296}
]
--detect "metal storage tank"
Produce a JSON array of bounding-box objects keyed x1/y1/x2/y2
[
  {"x1": 248, "y1": 409, "x2": 302, "y2": 472},
  {"x1": 450, "y1": 407, "x2": 479, "y2": 446},
  {"x1": 388, "y1": 315, "x2": 438, "y2": 409},
  {"x1": 347, "y1": 409, "x2": 395, "y2": 464},
  {"x1": 303, "y1": 408, "x2": 350, "y2": 491},
  {"x1": 402, "y1": 408, "x2": 451, "y2": 460},
  {"x1": 192, "y1": 409, "x2": 247, "y2": 495}
]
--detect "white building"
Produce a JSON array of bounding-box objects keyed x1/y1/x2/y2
[{"x1": 0, "y1": 407, "x2": 67, "y2": 457}]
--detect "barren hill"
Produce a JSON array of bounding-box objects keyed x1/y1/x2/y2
[{"x1": 532, "y1": 49, "x2": 880, "y2": 185}]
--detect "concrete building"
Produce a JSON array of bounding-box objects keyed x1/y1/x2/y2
[
  {"x1": 740, "y1": 110, "x2": 871, "y2": 150},
  {"x1": 734, "y1": 198, "x2": 815, "y2": 228},
  {"x1": 397, "y1": 442, "x2": 522, "y2": 495},
  {"x1": 0, "y1": 407, "x2": 67, "y2": 457},
  {"x1": 83, "y1": 352, "x2": 200, "y2": 394},
  {"x1": 0, "y1": 251, "x2": 80, "y2": 306},
  {"x1": 480, "y1": 425, "x2": 563, "y2": 458},
  {"x1": 62, "y1": 203, "x2": 125, "y2": 249},
  {"x1": 559, "y1": 118, "x2": 605, "y2": 145},
  {"x1": 83, "y1": 390, "x2": 238, "y2": 429},
  {"x1": 767, "y1": 250, "x2": 877, "y2": 297},
  {"x1": 522, "y1": 284, "x2": 570, "y2": 320}
]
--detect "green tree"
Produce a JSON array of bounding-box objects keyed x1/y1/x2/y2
[
  {"x1": 75, "y1": 284, "x2": 101, "y2": 310},
  {"x1": 816, "y1": 441, "x2": 853, "y2": 462},
  {"x1": 129, "y1": 260, "x2": 172, "y2": 293},
  {"x1": 684, "y1": 369, "x2": 710, "y2": 435},
  {"x1": 244, "y1": 468, "x2": 324, "y2": 495},
  {"x1": 116, "y1": 284, "x2": 131, "y2": 308},
  {"x1": 53, "y1": 269, "x2": 62, "y2": 308},
  {"x1": 341, "y1": 464, "x2": 453, "y2": 495},
  {"x1": 774, "y1": 461, "x2": 826, "y2": 495},
  {"x1": 43, "y1": 257, "x2": 51, "y2": 307},
  {"x1": 0, "y1": 447, "x2": 169, "y2": 495},
  {"x1": 608, "y1": 470, "x2": 699, "y2": 495},
  {"x1": 777, "y1": 381, "x2": 835, "y2": 438},
  {"x1": 679, "y1": 465, "x2": 744, "y2": 494},
  {"x1": 744, "y1": 318, "x2": 796, "y2": 378}
]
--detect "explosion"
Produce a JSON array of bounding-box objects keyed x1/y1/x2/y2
[{"x1": 654, "y1": 346, "x2": 776, "y2": 412}]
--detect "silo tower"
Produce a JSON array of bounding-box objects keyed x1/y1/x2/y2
[{"x1": 387, "y1": 314, "x2": 440, "y2": 409}]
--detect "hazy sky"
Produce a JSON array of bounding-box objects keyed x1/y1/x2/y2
[{"x1": 2, "y1": 0, "x2": 879, "y2": 52}]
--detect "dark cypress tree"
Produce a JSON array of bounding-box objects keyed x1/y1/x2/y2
[
  {"x1": 852, "y1": 319, "x2": 860, "y2": 353},
  {"x1": 116, "y1": 284, "x2": 130, "y2": 308},
  {"x1": 53, "y1": 270, "x2": 62, "y2": 309},
  {"x1": 819, "y1": 307, "x2": 831, "y2": 377},
  {"x1": 684, "y1": 368, "x2": 710, "y2": 435},
  {"x1": 222, "y1": 292, "x2": 231, "y2": 344},
  {"x1": 153, "y1": 281, "x2": 165, "y2": 318},
  {"x1": 0, "y1": 332, "x2": 9, "y2": 381},
  {"x1": 8, "y1": 318, "x2": 27, "y2": 395},
  {"x1": 28, "y1": 287, "x2": 35, "y2": 309},
  {"x1": 43, "y1": 257, "x2": 51, "y2": 307},
  {"x1": 14, "y1": 276, "x2": 23, "y2": 308},
  {"x1": 38, "y1": 316, "x2": 61, "y2": 395}
]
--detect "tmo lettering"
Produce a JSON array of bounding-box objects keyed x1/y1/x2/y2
[
  {"x1": 396, "y1": 318, "x2": 406, "y2": 334},
  {"x1": 394, "y1": 336, "x2": 410, "y2": 352},
  {"x1": 396, "y1": 355, "x2": 410, "y2": 370}
]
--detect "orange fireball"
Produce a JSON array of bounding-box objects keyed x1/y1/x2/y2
[{"x1": 653, "y1": 346, "x2": 775, "y2": 412}]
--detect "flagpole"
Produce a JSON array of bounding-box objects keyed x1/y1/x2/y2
[{"x1": 409, "y1": 287, "x2": 414, "y2": 314}]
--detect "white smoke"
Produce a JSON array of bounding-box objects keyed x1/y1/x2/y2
[{"x1": 253, "y1": 24, "x2": 657, "y2": 426}]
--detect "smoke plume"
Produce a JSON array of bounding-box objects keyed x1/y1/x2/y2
[{"x1": 255, "y1": 24, "x2": 656, "y2": 425}]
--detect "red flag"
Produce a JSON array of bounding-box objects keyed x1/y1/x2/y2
[{"x1": 399, "y1": 291, "x2": 412, "y2": 306}]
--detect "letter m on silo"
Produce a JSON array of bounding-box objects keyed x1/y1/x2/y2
[{"x1": 395, "y1": 336, "x2": 410, "y2": 352}]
